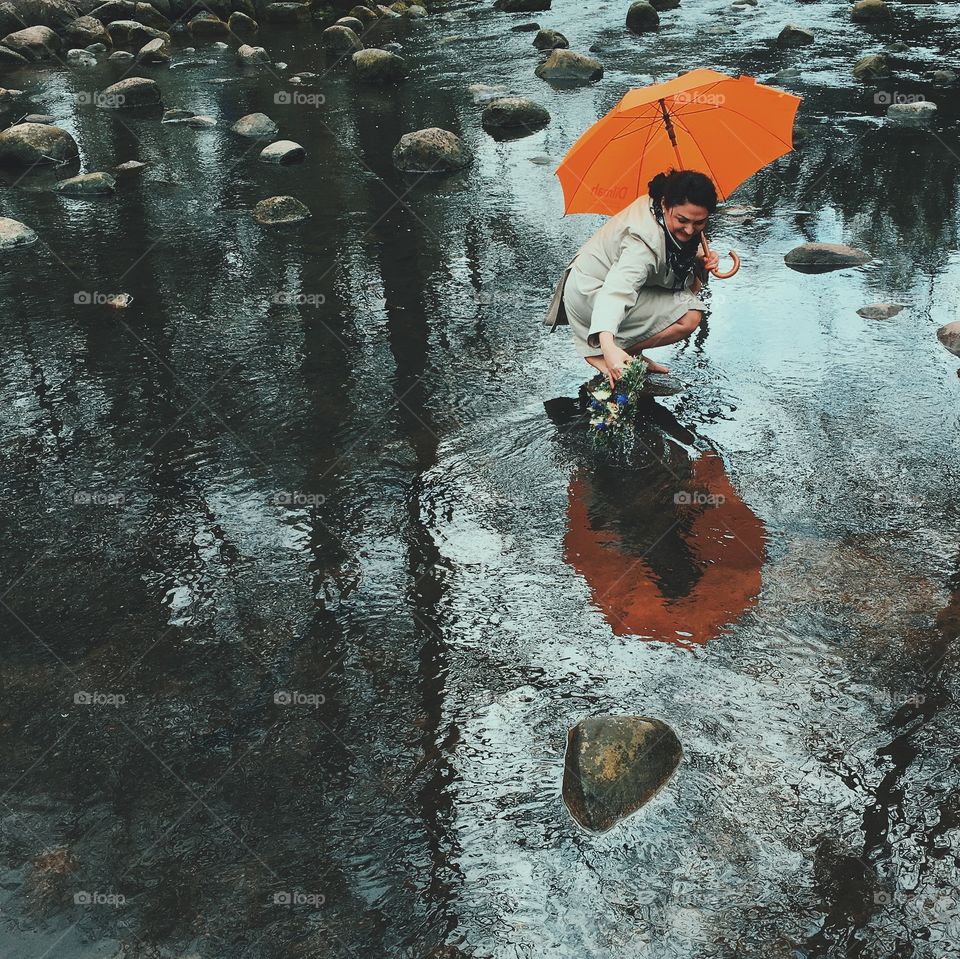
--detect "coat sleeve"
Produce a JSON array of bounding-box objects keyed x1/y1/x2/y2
[{"x1": 587, "y1": 231, "x2": 658, "y2": 346}]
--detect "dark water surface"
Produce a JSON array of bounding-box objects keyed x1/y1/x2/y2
[{"x1": 2, "y1": 0, "x2": 960, "y2": 955}]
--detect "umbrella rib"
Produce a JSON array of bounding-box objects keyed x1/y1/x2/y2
[
  {"x1": 634, "y1": 112, "x2": 663, "y2": 200},
  {"x1": 670, "y1": 113, "x2": 728, "y2": 201},
  {"x1": 668, "y1": 79, "x2": 727, "y2": 120},
  {"x1": 706, "y1": 103, "x2": 795, "y2": 149}
]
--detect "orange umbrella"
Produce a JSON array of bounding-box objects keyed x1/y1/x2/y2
[{"x1": 555, "y1": 69, "x2": 802, "y2": 277}]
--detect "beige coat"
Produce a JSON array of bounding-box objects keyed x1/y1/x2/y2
[{"x1": 543, "y1": 194, "x2": 703, "y2": 342}]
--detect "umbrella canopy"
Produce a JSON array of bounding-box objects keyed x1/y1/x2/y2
[{"x1": 555, "y1": 69, "x2": 802, "y2": 216}]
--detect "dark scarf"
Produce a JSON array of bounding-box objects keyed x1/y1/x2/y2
[{"x1": 651, "y1": 200, "x2": 701, "y2": 291}]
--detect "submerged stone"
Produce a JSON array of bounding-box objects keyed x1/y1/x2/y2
[
  {"x1": 784, "y1": 242, "x2": 872, "y2": 273},
  {"x1": 563, "y1": 715, "x2": 682, "y2": 832}
]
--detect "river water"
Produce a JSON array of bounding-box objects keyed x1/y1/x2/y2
[{"x1": 1, "y1": 0, "x2": 960, "y2": 956}]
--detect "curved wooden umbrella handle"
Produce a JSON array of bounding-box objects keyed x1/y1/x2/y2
[{"x1": 699, "y1": 233, "x2": 741, "y2": 280}]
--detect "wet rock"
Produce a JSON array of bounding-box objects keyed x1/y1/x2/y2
[
  {"x1": 322, "y1": 24, "x2": 361, "y2": 53},
  {"x1": 626, "y1": 0, "x2": 659, "y2": 33},
  {"x1": 937, "y1": 321, "x2": 960, "y2": 357},
  {"x1": 784, "y1": 242, "x2": 872, "y2": 273},
  {"x1": 189, "y1": 10, "x2": 228, "y2": 37},
  {"x1": 493, "y1": 0, "x2": 550, "y2": 11},
  {"x1": 0, "y1": 86, "x2": 23, "y2": 101},
  {"x1": 376, "y1": 3, "x2": 399, "y2": 16},
  {"x1": 0, "y1": 44, "x2": 28, "y2": 67},
  {"x1": 405, "y1": 3, "x2": 426, "y2": 15},
  {"x1": 0, "y1": 215, "x2": 37, "y2": 248},
  {"x1": 264, "y1": 1, "x2": 310, "y2": 21},
  {"x1": 857, "y1": 303, "x2": 904, "y2": 320},
  {"x1": 0, "y1": 0, "x2": 79, "y2": 37},
  {"x1": 335, "y1": 14, "x2": 362, "y2": 31},
  {"x1": 931, "y1": 69, "x2": 956, "y2": 86},
  {"x1": 107, "y1": 48, "x2": 131, "y2": 60},
  {"x1": 236, "y1": 42, "x2": 269, "y2": 64},
  {"x1": 469, "y1": 81, "x2": 507, "y2": 102},
  {"x1": 136, "y1": 35, "x2": 169, "y2": 61},
  {"x1": 393, "y1": 127, "x2": 472, "y2": 173},
  {"x1": 511, "y1": 20, "x2": 539, "y2": 30},
  {"x1": 532, "y1": 27, "x2": 566, "y2": 49},
  {"x1": 19, "y1": 112, "x2": 53, "y2": 122},
  {"x1": 853, "y1": 52, "x2": 890, "y2": 80},
  {"x1": 114, "y1": 158, "x2": 147, "y2": 173},
  {"x1": 254, "y1": 194, "x2": 311, "y2": 224},
  {"x1": 851, "y1": 0, "x2": 891, "y2": 21},
  {"x1": 98, "y1": 76, "x2": 162, "y2": 108},
  {"x1": 348, "y1": 4, "x2": 378, "y2": 23},
  {"x1": 107, "y1": 19, "x2": 167, "y2": 47},
  {"x1": 777, "y1": 23, "x2": 813, "y2": 47},
  {"x1": 55, "y1": 170, "x2": 116, "y2": 194},
  {"x1": 1, "y1": 24, "x2": 60, "y2": 59},
  {"x1": 88, "y1": 0, "x2": 170, "y2": 29},
  {"x1": 650, "y1": 0, "x2": 679, "y2": 7},
  {"x1": 187, "y1": 114, "x2": 215, "y2": 127},
  {"x1": 535, "y1": 48, "x2": 603, "y2": 81},
  {"x1": 231, "y1": 111, "x2": 277, "y2": 137},
  {"x1": 227, "y1": 11, "x2": 257, "y2": 35},
  {"x1": 63, "y1": 14, "x2": 111, "y2": 47},
  {"x1": 66, "y1": 46, "x2": 96, "y2": 63},
  {"x1": 562, "y1": 715, "x2": 683, "y2": 832},
  {"x1": 259, "y1": 138, "x2": 305, "y2": 163},
  {"x1": 211, "y1": 40, "x2": 228, "y2": 50},
  {"x1": 0, "y1": 121, "x2": 78, "y2": 165},
  {"x1": 381, "y1": 41, "x2": 401, "y2": 52},
  {"x1": 887, "y1": 99, "x2": 937, "y2": 123},
  {"x1": 351, "y1": 47, "x2": 406, "y2": 82},
  {"x1": 481, "y1": 95, "x2": 549, "y2": 131},
  {"x1": 161, "y1": 107, "x2": 193, "y2": 121}
]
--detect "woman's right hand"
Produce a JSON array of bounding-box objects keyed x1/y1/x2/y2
[{"x1": 599, "y1": 333, "x2": 633, "y2": 388}]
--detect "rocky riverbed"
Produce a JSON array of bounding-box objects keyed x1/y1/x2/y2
[{"x1": 0, "y1": 0, "x2": 959, "y2": 956}]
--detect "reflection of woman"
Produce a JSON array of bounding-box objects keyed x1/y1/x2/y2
[{"x1": 559, "y1": 169, "x2": 720, "y2": 385}]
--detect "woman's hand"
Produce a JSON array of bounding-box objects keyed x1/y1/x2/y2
[
  {"x1": 698, "y1": 249, "x2": 720, "y2": 274},
  {"x1": 599, "y1": 333, "x2": 633, "y2": 388}
]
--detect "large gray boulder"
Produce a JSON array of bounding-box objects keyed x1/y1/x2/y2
[
  {"x1": 777, "y1": 23, "x2": 813, "y2": 47},
  {"x1": 784, "y1": 242, "x2": 872, "y2": 273},
  {"x1": 937, "y1": 321, "x2": 960, "y2": 357},
  {"x1": 106, "y1": 18, "x2": 166, "y2": 46},
  {"x1": 0, "y1": 121, "x2": 78, "y2": 165},
  {"x1": 0, "y1": 0, "x2": 79, "y2": 37},
  {"x1": 887, "y1": 99, "x2": 937, "y2": 123},
  {"x1": 98, "y1": 75, "x2": 161, "y2": 107},
  {"x1": 851, "y1": 0, "x2": 891, "y2": 20},
  {"x1": 258, "y1": 138, "x2": 304, "y2": 163},
  {"x1": 1, "y1": 24, "x2": 60, "y2": 59},
  {"x1": 231, "y1": 111, "x2": 277, "y2": 137},
  {"x1": 55, "y1": 170, "x2": 116, "y2": 194},
  {"x1": 535, "y1": 48, "x2": 602, "y2": 81},
  {"x1": 625, "y1": 0, "x2": 659, "y2": 33},
  {"x1": 0, "y1": 43, "x2": 29, "y2": 67},
  {"x1": 135, "y1": 34, "x2": 168, "y2": 61},
  {"x1": 562, "y1": 716, "x2": 683, "y2": 833},
  {"x1": 481, "y1": 95, "x2": 549, "y2": 131},
  {"x1": 322, "y1": 24, "x2": 361, "y2": 53},
  {"x1": 236, "y1": 42, "x2": 268, "y2": 64},
  {"x1": 0, "y1": 215, "x2": 38, "y2": 248},
  {"x1": 62, "y1": 13, "x2": 110, "y2": 46},
  {"x1": 188, "y1": 10, "x2": 228, "y2": 36},
  {"x1": 254, "y1": 195, "x2": 310, "y2": 224},
  {"x1": 226, "y1": 10, "x2": 257, "y2": 35},
  {"x1": 87, "y1": 0, "x2": 168, "y2": 27},
  {"x1": 351, "y1": 47, "x2": 405, "y2": 82},
  {"x1": 392, "y1": 127, "x2": 472, "y2": 173}
]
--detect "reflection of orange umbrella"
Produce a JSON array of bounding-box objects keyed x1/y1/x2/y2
[
  {"x1": 555, "y1": 69, "x2": 802, "y2": 278},
  {"x1": 565, "y1": 451, "x2": 765, "y2": 646}
]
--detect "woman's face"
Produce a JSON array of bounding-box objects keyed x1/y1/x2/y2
[{"x1": 661, "y1": 199, "x2": 710, "y2": 245}]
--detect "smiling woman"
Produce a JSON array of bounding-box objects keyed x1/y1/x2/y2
[{"x1": 547, "y1": 169, "x2": 720, "y2": 384}]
